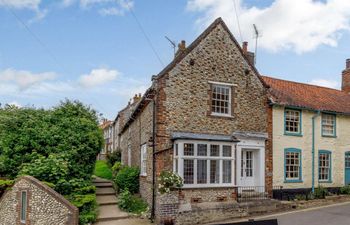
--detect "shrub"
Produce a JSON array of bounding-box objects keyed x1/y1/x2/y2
[
  {"x1": 118, "y1": 189, "x2": 148, "y2": 214},
  {"x1": 158, "y1": 171, "x2": 183, "y2": 194},
  {"x1": 19, "y1": 154, "x2": 69, "y2": 184},
  {"x1": 112, "y1": 162, "x2": 124, "y2": 176},
  {"x1": 94, "y1": 160, "x2": 113, "y2": 180},
  {"x1": 314, "y1": 186, "x2": 328, "y2": 199},
  {"x1": 0, "y1": 179, "x2": 14, "y2": 197},
  {"x1": 67, "y1": 193, "x2": 98, "y2": 225},
  {"x1": 107, "y1": 151, "x2": 121, "y2": 167},
  {"x1": 114, "y1": 166, "x2": 140, "y2": 194},
  {"x1": 340, "y1": 185, "x2": 350, "y2": 195}
]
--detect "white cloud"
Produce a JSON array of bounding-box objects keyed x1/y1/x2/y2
[
  {"x1": 309, "y1": 78, "x2": 340, "y2": 89},
  {"x1": 81, "y1": 0, "x2": 133, "y2": 16},
  {"x1": 0, "y1": 0, "x2": 41, "y2": 10},
  {"x1": 187, "y1": 0, "x2": 350, "y2": 53},
  {"x1": 62, "y1": 0, "x2": 76, "y2": 7},
  {"x1": 0, "y1": 68, "x2": 56, "y2": 90},
  {"x1": 7, "y1": 101, "x2": 22, "y2": 107},
  {"x1": 99, "y1": 7, "x2": 123, "y2": 16},
  {"x1": 79, "y1": 68, "x2": 119, "y2": 88}
]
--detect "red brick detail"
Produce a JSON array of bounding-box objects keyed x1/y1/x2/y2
[
  {"x1": 191, "y1": 197, "x2": 202, "y2": 203},
  {"x1": 265, "y1": 105, "x2": 273, "y2": 197}
]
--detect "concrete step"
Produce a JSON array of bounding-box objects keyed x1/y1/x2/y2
[
  {"x1": 97, "y1": 205, "x2": 129, "y2": 222},
  {"x1": 97, "y1": 195, "x2": 118, "y2": 205},
  {"x1": 94, "y1": 218, "x2": 152, "y2": 225},
  {"x1": 96, "y1": 187, "x2": 116, "y2": 195},
  {"x1": 93, "y1": 177, "x2": 112, "y2": 183},
  {"x1": 94, "y1": 182, "x2": 113, "y2": 188}
]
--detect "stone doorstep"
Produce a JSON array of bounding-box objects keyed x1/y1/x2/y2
[
  {"x1": 97, "y1": 204, "x2": 129, "y2": 222},
  {"x1": 94, "y1": 218, "x2": 152, "y2": 225}
]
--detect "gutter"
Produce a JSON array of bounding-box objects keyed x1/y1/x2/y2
[
  {"x1": 151, "y1": 98, "x2": 156, "y2": 221},
  {"x1": 312, "y1": 110, "x2": 320, "y2": 193}
]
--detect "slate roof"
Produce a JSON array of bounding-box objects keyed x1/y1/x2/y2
[
  {"x1": 171, "y1": 132, "x2": 239, "y2": 142},
  {"x1": 262, "y1": 76, "x2": 350, "y2": 114}
]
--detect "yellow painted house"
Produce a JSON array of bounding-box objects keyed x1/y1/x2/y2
[{"x1": 262, "y1": 59, "x2": 350, "y2": 194}]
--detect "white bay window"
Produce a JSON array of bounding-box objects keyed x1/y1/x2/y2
[{"x1": 173, "y1": 141, "x2": 235, "y2": 187}]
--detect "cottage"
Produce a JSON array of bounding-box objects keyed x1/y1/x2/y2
[
  {"x1": 117, "y1": 18, "x2": 273, "y2": 224},
  {"x1": 262, "y1": 59, "x2": 350, "y2": 195}
]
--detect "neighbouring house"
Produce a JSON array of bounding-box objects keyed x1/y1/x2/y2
[
  {"x1": 262, "y1": 59, "x2": 350, "y2": 196},
  {"x1": 98, "y1": 119, "x2": 113, "y2": 160},
  {"x1": 0, "y1": 176, "x2": 79, "y2": 225},
  {"x1": 117, "y1": 17, "x2": 273, "y2": 224}
]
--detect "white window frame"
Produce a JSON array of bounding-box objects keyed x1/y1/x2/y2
[
  {"x1": 127, "y1": 145, "x2": 131, "y2": 166},
  {"x1": 321, "y1": 113, "x2": 336, "y2": 137},
  {"x1": 210, "y1": 82, "x2": 232, "y2": 117},
  {"x1": 173, "y1": 140, "x2": 235, "y2": 188},
  {"x1": 140, "y1": 144, "x2": 147, "y2": 176},
  {"x1": 285, "y1": 109, "x2": 301, "y2": 134}
]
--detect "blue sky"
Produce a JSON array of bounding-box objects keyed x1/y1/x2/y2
[{"x1": 1, "y1": 0, "x2": 350, "y2": 119}]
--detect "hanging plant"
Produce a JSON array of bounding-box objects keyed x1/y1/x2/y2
[{"x1": 158, "y1": 171, "x2": 183, "y2": 194}]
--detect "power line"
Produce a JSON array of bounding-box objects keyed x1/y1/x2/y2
[
  {"x1": 127, "y1": 6, "x2": 164, "y2": 67},
  {"x1": 9, "y1": 8, "x2": 60, "y2": 67},
  {"x1": 7, "y1": 9, "x2": 110, "y2": 116},
  {"x1": 233, "y1": 0, "x2": 243, "y2": 43}
]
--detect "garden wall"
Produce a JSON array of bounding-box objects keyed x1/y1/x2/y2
[{"x1": 0, "y1": 176, "x2": 79, "y2": 225}]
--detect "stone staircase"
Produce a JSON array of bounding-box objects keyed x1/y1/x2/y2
[
  {"x1": 93, "y1": 177, "x2": 152, "y2": 225},
  {"x1": 93, "y1": 177, "x2": 129, "y2": 223}
]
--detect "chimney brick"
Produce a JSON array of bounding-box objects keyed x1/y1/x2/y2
[{"x1": 342, "y1": 59, "x2": 350, "y2": 93}]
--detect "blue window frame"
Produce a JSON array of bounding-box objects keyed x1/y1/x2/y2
[
  {"x1": 321, "y1": 113, "x2": 336, "y2": 137},
  {"x1": 318, "y1": 150, "x2": 332, "y2": 183},
  {"x1": 284, "y1": 148, "x2": 303, "y2": 183},
  {"x1": 284, "y1": 108, "x2": 302, "y2": 136}
]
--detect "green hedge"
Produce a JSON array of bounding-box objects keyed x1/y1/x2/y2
[{"x1": 114, "y1": 166, "x2": 140, "y2": 194}]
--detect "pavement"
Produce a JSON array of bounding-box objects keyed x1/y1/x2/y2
[{"x1": 214, "y1": 202, "x2": 350, "y2": 225}]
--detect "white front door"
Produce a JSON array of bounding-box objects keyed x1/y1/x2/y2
[{"x1": 241, "y1": 149, "x2": 255, "y2": 186}]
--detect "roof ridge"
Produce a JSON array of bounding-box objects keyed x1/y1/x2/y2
[{"x1": 261, "y1": 75, "x2": 342, "y2": 92}]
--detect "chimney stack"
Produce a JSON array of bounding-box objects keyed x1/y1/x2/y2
[
  {"x1": 133, "y1": 93, "x2": 141, "y2": 103},
  {"x1": 175, "y1": 40, "x2": 186, "y2": 57},
  {"x1": 242, "y1": 42, "x2": 255, "y2": 65},
  {"x1": 342, "y1": 59, "x2": 350, "y2": 93}
]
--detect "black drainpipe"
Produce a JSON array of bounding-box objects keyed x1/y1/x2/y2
[{"x1": 151, "y1": 98, "x2": 156, "y2": 221}]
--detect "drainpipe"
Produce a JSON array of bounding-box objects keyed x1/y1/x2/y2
[
  {"x1": 312, "y1": 111, "x2": 320, "y2": 193},
  {"x1": 151, "y1": 98, "x2": 156, "y2": 221}
]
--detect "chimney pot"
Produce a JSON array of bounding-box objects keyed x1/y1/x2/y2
[
  {"x1": 342, "y1": 58, "x2": 350, "y2": 93},
  {"x1": 242, "y1": 41, "x2": 248, "y2": 54}
]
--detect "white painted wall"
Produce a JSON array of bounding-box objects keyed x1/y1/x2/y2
[{"x1": 273, "y1": 105, "x2": 350, "y2": 188}]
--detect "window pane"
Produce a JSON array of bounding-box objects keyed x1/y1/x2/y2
[
  {"x1": 210, "y1": 160, "x2": 220, "y2": 183},
  {"x1": 285, "y1": 151, "x2": 300, "y2": 180},
  {"x1": 285, "y1": 110, "x2": 300, "y2": 133},
  {"x1": 175, "y1": 144, "x2": 178, "y2": 156},
  {"x1": 223, "y1": 145, "x2": 232, "y2": 157},
  {"x1": 322, "y1": 114, "x2": 335, "y2": 136},
  {"x1": 197, "y1": 144, "x2": 207, "y2": 156},
  {"x1": 197, "y1": 160, "x2": 207, "y2": 184},
  {"x1": 21, "y1": 191, "x2": 27, "y2": 221},
  {"x1": 210, "y1": 145, "x2": 220, "y2": 156},
  {"x1": 211, "y1": 85, "x2": 231, "y2": 115},
  {"x1": 184, "y1": 159, "x2": 194, "y2": 184},
  {"x1": 184, "y1": 143, "x2": 194, "y2": 156},
  {"x1": 319, "y1": 152, "x2": 331, "y2": 181},
  {"x1": 223, "y1": 160, "x2": 232, "y2": 183}
]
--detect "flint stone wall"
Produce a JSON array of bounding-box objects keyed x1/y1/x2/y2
[{"x1": 0, "y1": 176, "x2": 78, "y2": 225}]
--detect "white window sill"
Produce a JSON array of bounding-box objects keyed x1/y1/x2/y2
[
  {"x1": 182, "y1": 184, "x2": 235, "y2": 189},
  {"x1": 210, "y1": 113, "x2": 233, "y2": 118}
]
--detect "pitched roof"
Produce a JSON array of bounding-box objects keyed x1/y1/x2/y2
[
  {"x1": 156, "y1": 17, "x2": 268, "y2": 88},
  {"x1": 262, "y1": 76, "x2": 350, "y2": 114}
]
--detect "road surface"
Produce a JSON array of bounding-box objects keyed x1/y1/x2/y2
[{"x1": 215, "y1": 202, "x2": 350, "y2": 225}]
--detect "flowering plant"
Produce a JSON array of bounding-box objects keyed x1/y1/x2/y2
[{"x1": 158, "y1": 171, "x2": 183, "y2": 194}]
